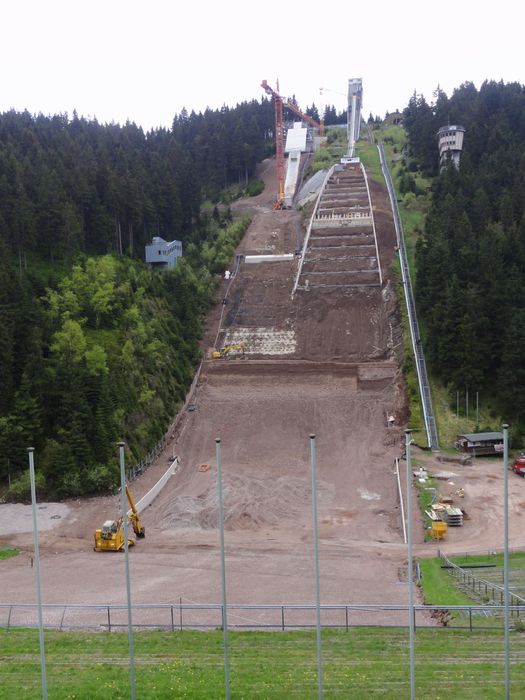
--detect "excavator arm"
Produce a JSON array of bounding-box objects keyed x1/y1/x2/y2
[{"x1": 126, "y1": 484, "x2": 145, "y2": 538}]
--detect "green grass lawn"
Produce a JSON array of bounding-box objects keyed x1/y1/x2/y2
[
  {"x1": 418, "y1": 557, "x2": 477, "y2": 607},
  {"x1": 2, "y1": 626, "x2": 525, "y2": 698},
  {"x1": 0, "y1": 547, "x2": 19, "y2": 561},
  {"x1": 356, "y1": 140, "x2": 386, "y2": 186}
]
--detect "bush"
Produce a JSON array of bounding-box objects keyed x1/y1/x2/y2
[
  {"x1": 245, "y1": 179, "x2": 265, "y2": 197},
  {"x1": 5, "y1": 470, "x2": 46, "y2": 503},
  {"x1": 86, "y1": 464, "x2": 119, "y2": 495}
]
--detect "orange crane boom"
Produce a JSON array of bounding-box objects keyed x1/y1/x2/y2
[{"x1": 284, "y1": 99, "x2": 324, "y2": 136}]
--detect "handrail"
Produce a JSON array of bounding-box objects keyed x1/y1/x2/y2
[{"x1": 377, "y1": 142, "x2": 439, "y2": 449}]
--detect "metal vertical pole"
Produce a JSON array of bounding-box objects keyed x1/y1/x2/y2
[
  {"x1": 118, "y1": 442, "x2": 136, "y2": 700},
  {"x1": 309, "y1": 434, "x2": 324, "y2": 700},
  {"x1": 502, "y1": 424, "x2": 510, "y2": 700},
  {"x1": 476, "y1": 392, "x2": 479, "y2": 428},
  {"x1": 466, "y1": 388, "x2": 469, "y2": 423},
  {"x1": 456, "y1": 390, "x2": 459, "y2": 421},
  {"x1": 405, "y1": 431, "x2": 415, "y2": 700},
  {"x1": 215, "y1": 438, "x2": 230, "y2": 700},
  {"x1": 28, "y1": 447, "x2": 47, "y2": 700}
]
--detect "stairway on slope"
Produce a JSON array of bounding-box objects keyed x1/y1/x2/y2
[{"x1": 297, "y1": 163, "x2": 381, "y2": 289}]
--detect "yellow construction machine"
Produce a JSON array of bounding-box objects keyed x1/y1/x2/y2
[
  {"x1": 211, "y1": 342, "x2": 246, "y2": 359},
  {"x1": 94, "y1": 484, "x2": 145, "y2": 552}
]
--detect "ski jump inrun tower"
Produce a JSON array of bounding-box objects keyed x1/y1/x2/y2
[{"x1": 347, "y1": 78, "x2": 363, "y2": 158}]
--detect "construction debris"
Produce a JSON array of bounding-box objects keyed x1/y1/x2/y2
[{"x1": 444, "y1": 507, "x2": 464, "y2": 527}]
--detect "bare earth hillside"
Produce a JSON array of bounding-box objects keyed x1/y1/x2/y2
[{"x1": 4, "y1": 157, "x2": 514, "y2": 629}]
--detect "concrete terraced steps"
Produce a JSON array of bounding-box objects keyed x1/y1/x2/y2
[{"x1": 295, "y1": 162, "x2": 382, "y2": 290}]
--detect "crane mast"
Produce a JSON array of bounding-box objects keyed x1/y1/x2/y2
[
  {"x1": 261, "y1": 79, "x2": 285, "y2": 209},
  {"x1": 261, "y1": 80, "x2": 324, "y2": 209}
]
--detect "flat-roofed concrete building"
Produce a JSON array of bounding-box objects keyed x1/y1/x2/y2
[
  {"x1": 145, "y1": 236, "x2": 182, "y2": 270},
  {"x1": 438, "y1": 125, "x2": 465, "y2": 169}
]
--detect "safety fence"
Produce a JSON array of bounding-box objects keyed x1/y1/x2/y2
[
  {"x1": 377, "y1": 141, "x2": 439, "y2": 450},
  {"x1": 440, "y1": 552, "x2": 525, "y2": 610},
  {"x1": 0, "y1": 601, "x2": 516, "y2": 633},
  {"x1": 126, "y1": 363, "x2": 202, "y2": 483}
]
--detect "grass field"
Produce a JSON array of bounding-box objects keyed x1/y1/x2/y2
[
  {"x1": 0, "y1": 548, "x2": 19, "y2": 561},
  {"x1": 2, "y1": 627, "x2": 525, "y2": 698}
]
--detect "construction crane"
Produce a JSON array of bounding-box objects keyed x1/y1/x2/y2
[
  {"x1": 94, "y1": 484, "x2": 145, "y2": 552},
  {"x1": 261, "y1": 80, "x2": 324, "y2": 209},
  {"x1": 261, "y1": 79, "x2": 285, "y2": 209}
]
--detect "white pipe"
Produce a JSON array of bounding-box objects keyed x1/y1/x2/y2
[{"x1": 395, "y1": 458, "x2": 407, "y2": 545}]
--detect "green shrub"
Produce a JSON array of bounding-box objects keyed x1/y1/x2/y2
[
  {"x1": 5, "y1": 470, "x2": 46, "y2": 503},
  {"x1": 245, "y1": 179, "x2": 265, "y2": 197}
]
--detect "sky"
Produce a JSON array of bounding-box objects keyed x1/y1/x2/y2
[{"x1": 1, "y1": 0, "x2": 524, "y2": 131}]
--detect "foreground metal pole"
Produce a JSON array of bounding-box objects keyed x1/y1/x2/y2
[
  {"x1": 216, "y1": 438, "x2": 231, "y2": 700},
  {"x1": 28, "y1": 448, "x2": 47, "y2": 700},
  {"x1": 405, "y1": 431, "x2": 415, "y2": 700},
  {"x1": 309, "y1": 434, "x2": 324, "y2": 699},
  {"x1": 502, "y1": 424, "x2": 510, "y2": 700},
  {"x1": 118, "y1": 442, "x2": 136, "y2": 700}
]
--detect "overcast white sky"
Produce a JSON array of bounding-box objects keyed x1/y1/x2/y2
[{"x1": 1, "y1": 0, "x2": 524, "y2": 131}]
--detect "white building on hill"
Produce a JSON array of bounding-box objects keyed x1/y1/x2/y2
[
  {"x1": 437, "y1": 125, "x2": 465, "y2": 170},
  {"x1": 145, "y1": 237, "x2": 182, "y2": 270}
]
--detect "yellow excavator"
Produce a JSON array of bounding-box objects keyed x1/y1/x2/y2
[
  {"x1": 94, "y1": 485, "x2": 145, "y2": 552},
  {"x1": 211, "y1": 342, "x2": 246, "y2": 359}
]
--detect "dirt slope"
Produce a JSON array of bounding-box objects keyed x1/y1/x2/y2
[{"x1": 0, "y1": 157, "x2": 421, "y2": 627}]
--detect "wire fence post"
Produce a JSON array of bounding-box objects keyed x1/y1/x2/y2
[
  {"x1": 405, "y1": 431, "x2": 415, "y2": 700},
  {"x1": 28, "y1": 447, "x2": 47, "y2": 700},
  {"x1": 119, "y1": 442, "x2": 136, "y2": 700},
  {"x1": 216, "y1": 438, "x2": 230, "y2": 700},
  {"x1": 310, "y1": 434, "x2": 324, "y2": 700},
  {"x1": 503, "y1": 423, "x2": 510, "y2": 700}
]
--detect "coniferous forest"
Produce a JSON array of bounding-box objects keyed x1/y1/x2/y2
[
  {"x1": 0, "y1": 99, "x2": 279, "y2": 499},
  {"x1": 404, "y1": 81, "x2": 525, "y2": 433}
]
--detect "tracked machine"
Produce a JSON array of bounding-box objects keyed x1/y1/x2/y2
[
  {"x1": 211, "y1": 342, "x2": 246, "y2": 359},
  {"x1": 94, "y1": 484, "x2": 145, "y2": 551}
]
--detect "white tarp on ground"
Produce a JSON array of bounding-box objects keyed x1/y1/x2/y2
[
  {"x1": 245, "y1": 254, "x2": 294, "y2": 263},
  {"x1": 129, "y1": 458, "x2": 179, "y2": 515},
  {"x1": 223, "y1": 328, "x2": 296, "y2": 355}
]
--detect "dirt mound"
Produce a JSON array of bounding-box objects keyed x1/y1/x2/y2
[{"x1": 159, "y1": 474, "x2": 333, "y2": 531}]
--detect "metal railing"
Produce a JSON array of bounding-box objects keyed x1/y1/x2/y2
[
  {"x1": 126, "y1": 362, "x2": 203, "y2": 483},
  {"x1": 440, "y1": 552, "x2": 525, "y2": 609},
  {"x1": 377, "y1": 141, "x2": 439, "y2": 449},
  {"x1": 0, "y1": 601, "x2": 516, "y2": 633}
]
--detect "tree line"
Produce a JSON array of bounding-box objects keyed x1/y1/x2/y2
[
  {"x1": 404, "y1": 81, "x2": 525, "y2": 432},
  {"x1": 0, "y1": 98, "x2": 271, "y2": 498}
]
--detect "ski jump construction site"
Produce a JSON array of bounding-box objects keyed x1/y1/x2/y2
[{"x1": 0, "y1": 118, "x2": 418, "y2": 629}]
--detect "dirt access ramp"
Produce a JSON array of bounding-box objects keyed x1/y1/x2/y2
[{"x1": 140, "y1": 157, "x2": 414, "y2": 617}]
